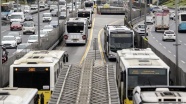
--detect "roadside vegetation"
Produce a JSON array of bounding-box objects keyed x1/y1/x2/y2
[{"x1": 161, "y1": 0, "x2": 186, "y2": 8}]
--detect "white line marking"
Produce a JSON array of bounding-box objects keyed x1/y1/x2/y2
[
  {"x1": 181, "y1": 60, "x2": 185, "y2": 64},
  {"x1": 156, "y1": 40, "x2": 158, "y2": 42},
  {"x1": 184, "y1": 43, "x2": 186, "y2": 46},
  {"x1": 174, "y1": 55, "x2": 176, "y2": 57},
  {"x1": 168, "y1": 50, "x2": 171, "y2": 53},
  {"x1": 179, "y1": 40, "x2": 182, "y2": 42},
  {"x1": 153, "y1": 37, "x2": 155, "y2": 39},
  {"x1": 2, "y1": 30, "x2": 8, "y2": 33},
  {"x1": 159, "y1": 43, "x2": 162, "y2": 45},
  {"x1": 163, "y1": 46, "x2": 166, "y2": 49}
]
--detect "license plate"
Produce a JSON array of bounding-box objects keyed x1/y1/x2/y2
[{"x1": 73, "y1": 39, "x2": 78, "y2": 42}]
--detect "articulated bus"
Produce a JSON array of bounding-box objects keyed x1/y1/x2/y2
[
  {"x1": 178, "y1": 12, "x2": 186, "y2": 32},
  {"x1": 64, "y1": 17, "x2": 88, "y2": 45},
  {"x1": 9, "y1": 50, "x2": 68, "y2": 104},
  {"x1": 133, "y1": 86, "x2": 186, "y2": 104},
  {"x1": 103, "y1": 25, "x2": 135, "y2": 60},
  {"x1": 77, "y1": 8, "x2": 92, "y2": 28},
  {"x1": 0, "y1": 87, "x2": 38, "y2": 104},
  {"x1": 116, "y1": 48, "x2": 170, "y2": 104}
]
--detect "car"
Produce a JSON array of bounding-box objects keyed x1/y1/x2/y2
[
  {"x1": 50, "y1": 5, "x2": 57, "y2": 12},
  {"x1": 42, "y1": 13, "x2": 52, "y2": 22},
  {"x1": 145, "y1": 16, "x2": 154, "y2": 24},
  {"x1": 24, "y1": 5, "x2": 30, "y2": 13},
  {"x1": 135, "y1": 24, "x2": 149, "y2": 36},
  {"x1": 51, "y1": 9, "x2": 58, "y2": 16},
  {"x1": 59, "y1": 11, "x2": 66, "y2": 19},
  {"x1": 10, "y1": 22, "x2": 22, "y2": 31},
  {"x1": 13, "y1": 4, "x2": 22, "y2": 12},
  {"x1": 162, "y1": 30, "x2": 176, "y2": 41},
  {"x1": 50, "y1": 20, "x2": 58, "y2": 28},
  {"x1": 7, "y1": 32, "x2": 22, "y2": 44},
  {"x1": 152, "y1": 6, "x2": 162, "y2": 13},
  {"x1": 22, "y1": 21, "x2": 36, "y2": 34},
  {"x1": 25, "y1": 14, "x2": 33, "y2": 21},
  {"x1": 36, "y1": 30, "x2": 49, "y2": 37},
  {"x1": 42, "y1": 25, "x2": 54, "y2": 33},
  {"x1": 170, "y1": 12, "x2": 175, "y2": 20},
  {"x1": 2, "y1": 36, "x2": 17, "y2": 48},
  {"x1": 15, "y1": 43, "x2": 31, "y2": 54},
  {"x1": 30, "y1": 4, "x2": 38, "y2": 10},
  {"x1": 39, "y1": 3, "x2": 45, "y2": 8},
  {"x1": 27, "y1": 35, "x2": 38, "y2": 43}
]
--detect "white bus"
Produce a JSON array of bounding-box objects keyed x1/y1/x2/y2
[
  {"x1": 0, "y1": 87, "x2": 38, "y2": 104},
  {"x1": 178, "y1": 12, "x2": 186, "y2": 32},
  {"x1": 77, "y1": 8, "x2": 92, "y2": 28},
  {"x1": 116, "y1": 48, "x2": 170, "y2": 104},
  {"x1": 133, "y1": 86, "x2": 186, "y2": 104},
  {"x1": 64, "y1": 17, "x2": 88, "y2": 45},
  {"x1": 9, "y1": 50, "x2": 68, "y2": 104},
  {"x1": 103, "y1": 25, "x2": 135, "y2": 60}
]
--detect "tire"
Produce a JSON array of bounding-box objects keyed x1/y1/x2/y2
[
  {"x1": 155, "y1": 28, "x2": 157, "y2": 32},
  {"x1": 33, "y1": 32, "x2": 35, "y2": 34}
]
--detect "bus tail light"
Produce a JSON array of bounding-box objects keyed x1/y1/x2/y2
[
  {"x1": 64, "y1": 35, "x2": 68, "y2": 40},
  {"x1": 82, "y1": 35, "x2": 86, "y2": 40}
]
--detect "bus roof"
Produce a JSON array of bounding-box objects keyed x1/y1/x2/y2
[
  {"x1": 105, "y1": 25, "x2": 133, "y2": 33},
  {"x1": 67, "y1": 17, "x2": 87, "y2": 23},
  {"x1": 12, "y1": 50, "x2": 65, "y2": 66},
  {"x1": 117, "y1": 48, "x2": 169, "y2": 69},
  {"x1": 133, "y1": 86, "x2": 186, "y2": 103},
  {"x1": 0, "y1": 87, "x2": 37, "y2": 104}
]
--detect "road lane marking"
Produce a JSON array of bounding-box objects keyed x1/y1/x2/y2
[
  {"x1": 163, "y1": 46, "x2": 166, "y2": 49},
  {"x1": 80, "y1": 18, "x2": 95, "y2": 65},
  {"x1": 174, "y1": 55, "x2": 176, "y2": 57},
  {"x1": 181, "y1": 60, "x2": 185, "y2": 64},
  {"x1": 2, "y1": 30, "x2": 8, "y2": 33},
  {"x1": 153, "y1": 37, "x2": 155, "y2": 39},
  {"x1": 184, "y1": 43, "x2": 186, "y2": 46},
  {"x1": 168, "y1": 50, "x2": 171, "y2": 53},
  {"x1": 156, "y1": 40, "x2": 158, "y2": 42},
  {"x1": 179, "y1": 40, "x2": 182, "y2": 42},
  {"x1": 159, "y1": 43, "x2": 162, "y2": 45}
]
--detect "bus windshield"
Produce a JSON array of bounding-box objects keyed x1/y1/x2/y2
[
  {"x1": 78, "y1": 12, "x2": 90, "y2": 18},
  {"x1": 13, "y1": 67, "x2": 50, "y2": 90},
  {"x1": 127, "y1": 68, "x2": 168, "y2": 100},
  {"x1": 85, "y1": 2, "x2": 93, "y2": 7},
  {"x1": 67, "y1": 22, "x2": 84, "y2": 33},
  {"x1": 1, "y1": 5, "x2": 10, "y2": 12},
  {"x1": 110, "y1": 32, "x2": 133, "y2": 52}
]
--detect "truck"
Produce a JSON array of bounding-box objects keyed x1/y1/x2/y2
[{"x1": 154, "y1": 10, "x2": 170, "y2": 32}]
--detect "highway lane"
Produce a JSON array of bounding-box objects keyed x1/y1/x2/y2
[
  {"x1": 148, "y1": 19, "x2": 186, "y2": 71},
  {"x1": 56, "y1": 13, "x2": 124, "y2": 64},
  {"x1": 5, "y1": 9, "x2": 60, "y2": 57}
]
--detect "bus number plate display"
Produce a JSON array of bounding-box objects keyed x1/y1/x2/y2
[
  {"x1": 28, "y1": 68, "x2": 35, "y2": 72},
  {"x1": 111, "y1": 33, "x2": 131, "y2": 37}
]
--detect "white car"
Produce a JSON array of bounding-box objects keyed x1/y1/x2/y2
[
  {"x1": 2, "y1": 36, "x2": 17, "y2": 48},
  {"x1": 15, "y1": 43, "x2": 31, "y2": 54},
  {"x1": 30, "y1": 4, "x2": 38, "y2": 10},
  {"x1": 42, "y1": 25, "x2": 54, "y2": 33},
  {"x1": 170, "y1": 12, "x2": 175, "y2": 20},
  {"x1": 135, "y1": 24, "x2": 148, "y2": 36},
  {"x1": 43, "y1": 13, "x2": 52, "y2": 22},
  {"x1": 37, "y1": 30, "x2": 49, "y2": 37},
  {"x1": 162, "y1": 30, "x2": 176, "y2": 41},
  {"x1": 27, "y1": 35, "x2": 38, "y2": 43},
  {"x1": 23, "y1": 21, "x2": 36, "y2": 34},
  {"x1": 24, "y1": 5, "x2": 30, "y2": 13},
  {"x1": 7, "y1": 32, "x2": 22, "y2": 44},
  {"x1": 146, "y1": 16, "x2": 154, "y2": 24}
]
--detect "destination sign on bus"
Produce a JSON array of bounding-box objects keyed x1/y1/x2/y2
[
  {"x1": 13, "y1": 67, "x2": 50, "y2": 72},
  {"x1": 129, "y1": 68, "x2": 166, "y2": 75},
  {"x1": 111, "y1": 33, "x2": 132, "y2": 37}
]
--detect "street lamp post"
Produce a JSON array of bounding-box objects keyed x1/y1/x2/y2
[
  {"x1": 0, "y1": 0, "x2": 2, "y2": 87},
  {"x1": 144, "y1": 0, "x2": 147, "y2": 39},
  {"x1": 175, "y1": 0, "x2": 180, "y2": 85},
  {"x1": 37, "y1": 0, "x2": 41, "y2": 48},
  {"x1": 58, "y1": 0, "x2": 60, "y2": 38},
  {"x1": 129, "y1": 0, "x2": 132, "y2": 26}
]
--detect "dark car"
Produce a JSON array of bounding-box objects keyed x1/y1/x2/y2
[
  {"x1": 10, "y1": 22, "x2": 22, "y2": 31},
  {"x1": 25, "y1": 14, "x2": 33, "y2": 21},
  {"x1": 50, "y1": 20, "x2": 58, "y2": 28}
]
